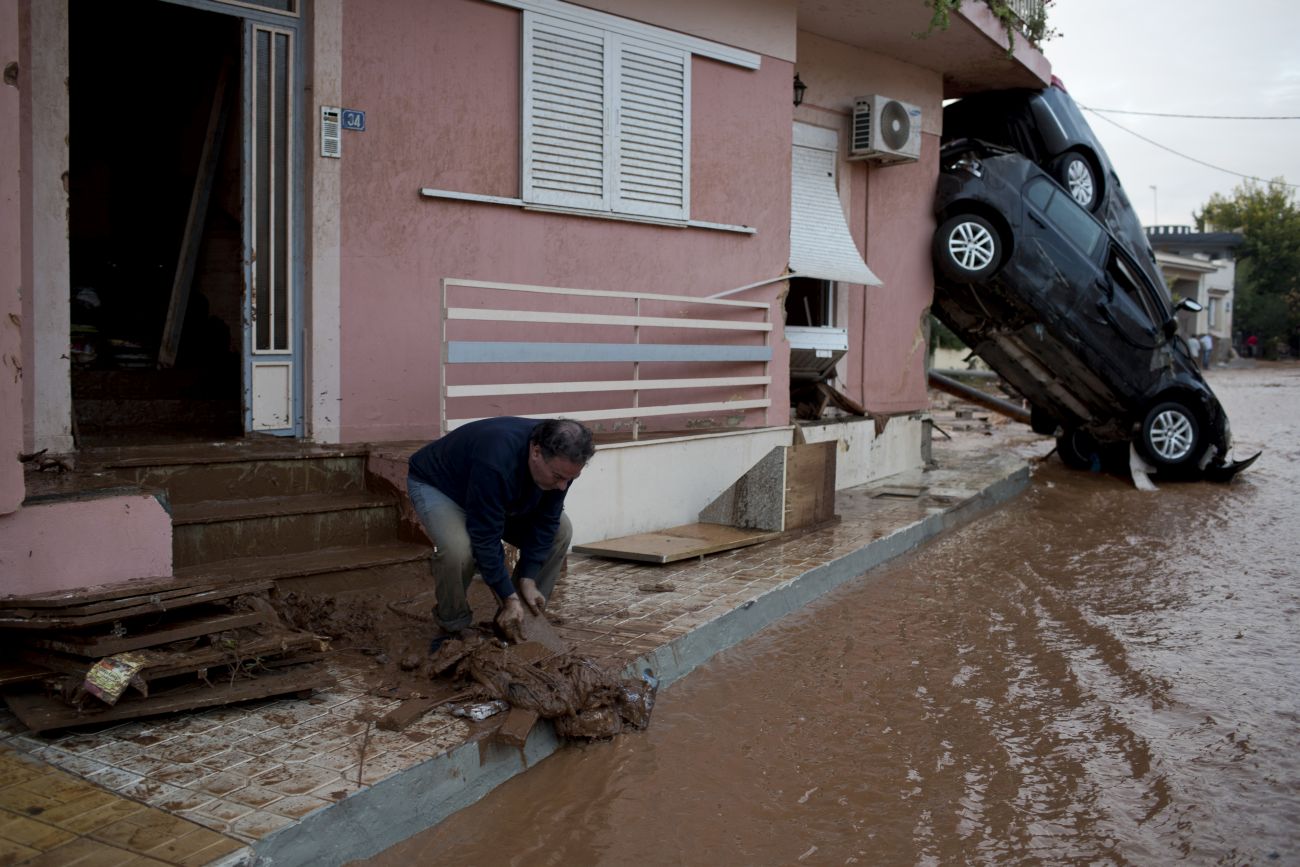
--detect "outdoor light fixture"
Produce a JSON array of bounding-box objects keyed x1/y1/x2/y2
[{"x1": 793, "y1": 73, "x2": 807, "y2": 107}]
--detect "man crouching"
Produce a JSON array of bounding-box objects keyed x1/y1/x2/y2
[{"x1": 406, "y1": 417, "x2": 595, "y2": 649}]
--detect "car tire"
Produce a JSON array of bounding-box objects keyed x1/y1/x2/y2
[
  {"x1": 934, "y1": 214, "x2": 1002, "y2": 282},
  {"x1": 1054, "y1": 152, "x2": 1099, "y2": 212},
  {"x1": 1138, "y1": 400, "x2": 1202, "y2": 471},
  {"x1": 1056, "y1": 428, "x2": 1101, "y2": 471}
]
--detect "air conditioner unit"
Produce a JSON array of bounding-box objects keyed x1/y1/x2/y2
[{"x1": 850, "y1": 94, "x2": 922, "y2": 164}]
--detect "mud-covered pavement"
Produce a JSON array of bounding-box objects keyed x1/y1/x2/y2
[{"x1": 362, "y1": 363, "x2": 1298, "y2": 866}]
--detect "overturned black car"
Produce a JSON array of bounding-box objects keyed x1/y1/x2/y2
[{"x1": 931, "y1": 140, "x2": 1257, "y2": 480}]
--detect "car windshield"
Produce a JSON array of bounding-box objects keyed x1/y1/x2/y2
[{"x1": 1024, "y1": 177, "x2": 1104, "y2": 257}]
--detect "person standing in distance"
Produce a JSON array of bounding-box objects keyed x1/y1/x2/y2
[{"x1": 406, "y1": 417, "x2": 595, "y2": 648}]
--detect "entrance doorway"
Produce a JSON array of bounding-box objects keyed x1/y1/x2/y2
[{"x1": 67, "y1": 0, "x2": 301, "y2": 445}]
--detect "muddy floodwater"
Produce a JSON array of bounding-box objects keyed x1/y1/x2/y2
[{"x1": 364, "y1": 365, "x2": 1298, "y2": 866}]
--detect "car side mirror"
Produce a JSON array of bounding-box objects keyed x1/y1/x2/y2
[{"x1": 1176, "y1": 298, "x2": 1204, "y2": 313}]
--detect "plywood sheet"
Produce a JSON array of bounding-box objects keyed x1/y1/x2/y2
[{"x1": 573, "y1": 523, "x2": 780, "y2": 564}]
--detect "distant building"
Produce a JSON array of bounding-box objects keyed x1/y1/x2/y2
[{"x1": 1147, "y1": 226, "x2": 1244, "y2": 364}]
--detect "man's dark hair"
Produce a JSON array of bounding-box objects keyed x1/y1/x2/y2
[{"x1": 531, "y1": 418, "x2": 595, "y2": 465}]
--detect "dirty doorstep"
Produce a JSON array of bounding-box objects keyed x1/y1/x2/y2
[{"x1": 0, "y1": 422, "x2": 1037, "y2": 866}]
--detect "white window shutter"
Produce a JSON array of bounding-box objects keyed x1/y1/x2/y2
[
  {"x1": 523, "y1": 14, "x2": 610, "y2": 210},
  {"x1": 612, "y1": 38, "x2": 689, "y2": 221}
]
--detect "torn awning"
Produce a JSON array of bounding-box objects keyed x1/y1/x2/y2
[{"x1": 789, "y1": 145, "x2": 883, "y2": 286}]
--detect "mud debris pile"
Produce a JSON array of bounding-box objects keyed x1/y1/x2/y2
[{"x1": 425, "y1": 630, "x2": 658, "y2": 740}]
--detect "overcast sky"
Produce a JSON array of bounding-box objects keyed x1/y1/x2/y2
[{"x1": 1042, "y1": 0, "x2": 1300, "y2": 228}]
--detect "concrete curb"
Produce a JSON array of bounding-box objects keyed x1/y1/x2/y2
[{"x1": 250, "y1": 457, "x2": 1030, "y2": 865}]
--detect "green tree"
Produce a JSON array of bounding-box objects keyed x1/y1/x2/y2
[{"x1": 1198, "y1": 180, "x2": 1300, "y2": 357}]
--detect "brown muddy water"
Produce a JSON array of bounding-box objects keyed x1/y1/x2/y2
[{"x1": 363, "y1": 365, "x2": 1298, "y2": 866}]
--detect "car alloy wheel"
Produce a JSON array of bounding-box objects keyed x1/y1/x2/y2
[
  {"x1": 1140, "y1": 400, "x2": 1201, "y2": 467},
  {"x1": 1058, "y1": 153, "x2": 1097, "y2": 211},
  {"x1": 934, "y1": 214, "x2": 1002, "y2": 282}
]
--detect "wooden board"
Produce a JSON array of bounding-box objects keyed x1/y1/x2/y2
[
  {"x1": 18, "y1": 631, "x2": 323, "y2": 682},
  {"x1": 573, "y1": 523, "x2": 780, "y2": 564},
  {"x1": 0, "y1": 573, "x2": 211, "y2": 610},
  {"x1": 0, "y1": 581, "x2": 274, "y2": 629},
  {"x1": 5, "y1": 664, "x2": 332, "y2": 734},
  {"x1": 26, "y1": 610, "x2": 266, "y2": 657},
  {"x1": 783, "y1": 441, "x2": 837, "y2": 530}
]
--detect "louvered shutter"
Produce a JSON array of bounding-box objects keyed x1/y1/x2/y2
[
  {"x1": 522, "y1": 14, "x2": 610, "y2": 210},
  {"x1": 612, "y1": 38, "x2": 689, "y2": 221}
]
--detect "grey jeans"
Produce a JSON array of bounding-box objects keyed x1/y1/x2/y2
[{"x1": 406, "y1": 474, "x2": 572, "y2": 633}]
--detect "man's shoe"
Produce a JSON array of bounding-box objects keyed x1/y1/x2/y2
[{"x1": 429, "y1": 630, "x2": 460, "y2": 654}]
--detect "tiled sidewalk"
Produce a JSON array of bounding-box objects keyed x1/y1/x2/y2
[{"x1": 0, "y1": 435, "x2": 1036, "y2": 866}]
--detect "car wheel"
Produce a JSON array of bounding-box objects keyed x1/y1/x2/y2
[
  {"x1": 1055, "y1": 152, "x2": 1098, "y2": 212},
  {"x1": 934, "y1": 214, "x2": 1002, "y2": 282},
  {"x1": 1056, "y1": 428, "x2": 1100, "y2": 471},
  {"x1": 1139, "y1": 400, "x2": 1201, "y2": 470}
]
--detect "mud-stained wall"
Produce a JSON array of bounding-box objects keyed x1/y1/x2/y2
[
  {"x1": 793, "y1": 32, "x2": 940, "y2": 416},
  {"x1": 2, "y1": 0, "x2": 24, "y2": 514},
  {"x1": 333, "y1": 0, "x2": 791, "y2": 442}
]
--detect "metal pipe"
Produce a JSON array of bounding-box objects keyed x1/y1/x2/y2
[{"x1": 928, "y1": 370, "x2": 1031, "y2": 425}]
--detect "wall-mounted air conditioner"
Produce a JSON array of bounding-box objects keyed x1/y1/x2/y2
[{"x1": 850, "y1": 94, "x2": 922, "y2": 164}]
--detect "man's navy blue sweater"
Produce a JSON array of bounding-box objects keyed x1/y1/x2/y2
[{"x1": 407, "y1": 417, "x2": 569, "y2": 600}]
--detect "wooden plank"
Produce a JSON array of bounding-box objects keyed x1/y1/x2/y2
[
  {"x1": 0, "y1": 572, "x2": 231, "y2": 610},
  {"x1": 158, "y1": 58, "x2": 233, "y2": 368},
  {"x1": 444, "y1": 277, "x2": 769, "y2": 309},
  {"x1": 572, "y1": 523, "x2": 780, "y2": 564},
  {"x1": 4, "y1": 664, "x2": 332, "y2": 734},
  {"x1": 446, "y1": 375, "x2": 770, "y2": 398},
  {"x1": 0, "y1": 582, "x2": 274, "y2": 629},
  {"x1": 447, "y1": 341, "x2": 772, "y2": 364},
  {"x1": 447, "y1": 308, "x2": 772, "y2": 331},
  {"x1": 18, "y1": 631, "x2": 323, "y2": 682},
  {"x1": 449, "y1": 399, "x2": 769, "y2": 430},
  {"x1": 783, "y1": 441, "x2": 837, "y2": 531},
  {"x1": 376, "y1": 697, "x2": 444, "y2": 732},
  {"x1": 25, "y1": 611, "x2": 267, "y2": 658}
]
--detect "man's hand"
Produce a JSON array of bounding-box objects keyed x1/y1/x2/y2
[
  {"x1": 496, "y1": 595, "x2": 526, "y2": 643},
  {"x1": 518, "y1": 578, "x2": 546, "y2": 615}
]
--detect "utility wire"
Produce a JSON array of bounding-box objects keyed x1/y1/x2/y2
[
  {"x1": 1080, "y1": 106, "x2": 1300, "y2": 190},
  {"x1": 1082, "y1": 106, "x2": 1300, "y2": 120}
]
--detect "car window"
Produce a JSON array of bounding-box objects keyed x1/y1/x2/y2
[
  {"x1": 1108, "y1": 248, "x2": 1164, "y2": 325},
  {"x1": 1025, "y1": 177, "x2": 1104, "y2": 256}
]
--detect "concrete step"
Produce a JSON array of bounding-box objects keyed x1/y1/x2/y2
[
  {"x1": 170, "y1": 492, "x2": 403, "y2": 567},
  {"x1": 81, "y1": 442, "x2": 371, "y2": 504},
  {"x1": 173, "y1": 540, "x2": 431, "y2": 590}
]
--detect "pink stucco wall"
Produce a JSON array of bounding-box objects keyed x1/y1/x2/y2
[
  {"x1": 795, "y1": 31, "x2": 940, "y2": 415},
  {"x1": 1, "y1": 0, "x2": 23, "y2": 514},
  {"x1": 335, "y1": 0, "x2": 792, "y2": 442},
  {"x1": 0, "y1": 495, "x2": 173, "y2": 597}
]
